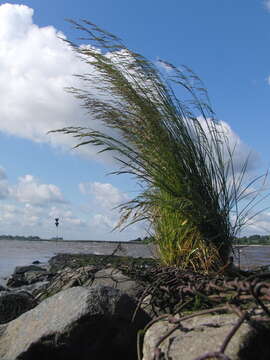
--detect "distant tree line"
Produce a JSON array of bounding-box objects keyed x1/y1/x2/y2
[
  {"x1": 130, "y1": 236, "x2": 155, "y2": 244},
  {"x1": 132, "y1": 235, "x2": 270, "y2": 246},
  {"x1": 235, "y1": 235, "x2": 270, "y2": 245},
  {"x1": 0, "y1": 235, "x2": 41, "y2": 241}
]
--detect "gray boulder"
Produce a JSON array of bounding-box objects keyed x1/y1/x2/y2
[
  {"x1": 7, "y1": 265, "x2": 51, "y2": 288},
  {"x1": 35, "y1": 266, "x2": 143, "y2": 302},
  {"x1": 142, "y1": 311, "x2": 270, "y2": 360},
  {"x1": 14, "y1": 265, "x2": 46, "y2": 274},
  {"x1": 23, "y1": 271, "x2": 49, "y2": 284},
  {"x1": 0, "y1": 291, "x2": 37, "y2": 324},
  {"x1": 35, "y1": 265, "x2": 97, "y2": 301},
  {"x1": 90, "y1": 267, "x2": 142, "y2": 297},
  {"x1": 0, "y1": 286, "x2": 151, "y2": 360}
]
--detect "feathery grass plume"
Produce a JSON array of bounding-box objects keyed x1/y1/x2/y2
[{"x1": 52, "y1": 20, "x2": 267, "y2": 271}]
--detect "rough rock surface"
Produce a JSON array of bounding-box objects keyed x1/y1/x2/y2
[
  {"x1": 35, "y1": 266, "x2": 97, "y2": 301},
  {"x1": 90, "y1": 267, "x2": 142, "y2": 297},
  {"x1": 14, "y1": 265, "x2": 46, "y2": 274},
  {"x1": 35, "y1": 266, "x2": 143, "y2": 301},
  {"x1": 6, "y1": 265, "x2": 50, "y2": 288},
  {"x1": 0, "y1": 291, "x2": 37, "y2": 324},
  {"x1": 142, "y1": 312, "x2": 270, "y2": 360},
  {"x1": 0, "y1": 286, "x2": 151, "y2": 360}
]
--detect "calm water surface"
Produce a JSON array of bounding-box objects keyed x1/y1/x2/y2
[
  {"x1": 0, "y1": 240, "x2": 268, "y2": 282},
  {"x1": 0, "y1": 239, "x2": 155, "y2": 281},
  {"x1": 234, "y1": 245, "x2": 270, "y2": 269}
]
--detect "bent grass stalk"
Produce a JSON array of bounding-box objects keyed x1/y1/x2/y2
[{"x1": 51, "y1": 20, "x2": 268, "y2": 272}]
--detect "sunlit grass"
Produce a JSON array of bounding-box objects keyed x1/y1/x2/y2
[{"x1": 51, "y1": 20, "x2": 268, "y2": 272}]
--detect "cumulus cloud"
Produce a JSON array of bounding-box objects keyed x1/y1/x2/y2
[
  {"x1": 79, "y1": 181, "x2": 129, "y2": 209},
  {"x1": 48, "y1": 206, "x2": 85, "y2": 226},
  {"x1": 91, "y1": 214, "x2": 116, "y2": 229},
  {"x1": 0, "y1": 201, "x2": 85, "y2": 238},
  {"x1": 0, "y1": 168, "x2": 66, "y2": 206},
  {"x1": 79, "y1": 181, "x2": 135, "y2": 234},
  {"x1": 11, "y1": 174, "x2": 65, "y2": 205},
  {"x1": 0, "y1": 168, "x2": 85, "y2": 237},
  {"x1": 0, "y1": 167, "x2": 71, "y2": 227},
  {"x1": 242, "y1": 210, "x2": 270, "y2": 235},
  {"x1": 0, "y1": 3, "x2": 102, "y2": 157},
  {"x1": 196, "y1": 116, "x2": 260, "y2": 174}
]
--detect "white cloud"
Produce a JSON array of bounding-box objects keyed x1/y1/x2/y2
[
  {"x1": 11, "y1": 174, "x2": 65, "y2": 205},
  {"x1": 91, "y1": 214, "x2": 116, "y2": 229},
  {"x1": 79, "y1": 181, "x2": 129, "y2": 209},
  {"x1": 0, "y1": 3, "x2": 103, "y2": 158},
  {"x1": 0, "y1": 201, "x2": 85, "y2": 238},
  {"x1": 48, "y1": 206, "x2": 85, "y2": 226},
  {"x1": 264, "y1": 0, "x2": 270, "y2": 11},
  {"x1": 197, "y1": 116, "x2": 260, "y2": 174},
  {"x1": 89, "y1": 212, "x2": 146, "y2": 240},
  {"x1": 0, "y1": 168, "x2": 73, "y2": 231},
  {"x1": 79, "y1": 181, "x2": 136, "y2": 235},
  {"x1": 0, "y1": 168, "x2": 66, "y2": 206},
  {"x1": 78, "y1": 183, "x2": 89, "y2": 195},
  {"x1": 242, "y1": 210, "x2": 270, "y2": 235}
]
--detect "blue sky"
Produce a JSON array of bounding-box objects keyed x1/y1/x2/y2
[{"x1": 0, "y1": 0, "x2": 270, "y2": 240}]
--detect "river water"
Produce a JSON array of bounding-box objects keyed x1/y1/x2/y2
[
  {"x1": 0, "y1": 239, "x2": 155, "y2": 280},
  {"x1": 0, "y1": 240, "x2": 269, "y2": 281}
]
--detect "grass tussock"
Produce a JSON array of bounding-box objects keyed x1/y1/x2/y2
[{"x1": 51, "y1": 20, "x2": 268, "y2": 272}]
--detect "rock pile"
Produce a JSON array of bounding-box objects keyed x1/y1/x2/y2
[
  {"x1": 1, "y1": 254, "x2": 270, "y2": 359},
  {"x1": 0, "y1": 286, "x2": 150, "y2": 360},
  {"x1": 6, "y1": 265, "x2": 52, "y2": 288}
]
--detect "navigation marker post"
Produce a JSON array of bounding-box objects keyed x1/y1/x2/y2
[{"x1": 55, "y1": 218, "x2": 59, "y2": 241}]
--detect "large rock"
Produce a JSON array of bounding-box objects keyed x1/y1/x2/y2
[
  {"x1": 142, "y1": 311, "x2": 270, "y2": 360},
  {"x1": 35, "y1": 266, "x2": 143, "y2": 302},
  {"x1": 0, "y1": 291, "x2": 37, "y2": 324},
  {"x1": 0, "y1": 286, "x2": 151, "y2": 360},
  {"x1": 7, "y1": 265, "x2": 50, "y2": 288},
  {"x1": 90, "y1": 267, "x2": 142, "y2": 297},
  {"x1": 35, "y1": 266, "x2": 97, "y2": 301},
  {"x1": 14, "y1": 265, "x2": 46, "y2": 274}
]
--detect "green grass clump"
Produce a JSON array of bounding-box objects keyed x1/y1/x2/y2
[{"x1": 52, "y1": 20, "x2": 267, "y2": 272}]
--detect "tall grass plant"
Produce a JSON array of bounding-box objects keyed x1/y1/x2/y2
[{"x1": 52, "y1": 21, "x2": 267, "y2": 272}]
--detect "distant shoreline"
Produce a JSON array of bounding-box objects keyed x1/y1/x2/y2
[
  {"x1": 236, "y1": 244, "x2": 270, "y2": 247},
  {"x1": 0, "y1": 238, "x2": 148, "y2": 245},
  {"x1": 1, "y1": 238, "x2": 270, "y2": 247}
]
